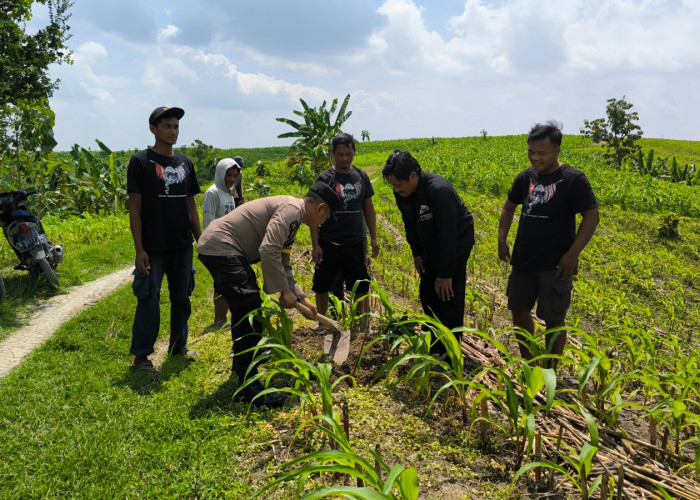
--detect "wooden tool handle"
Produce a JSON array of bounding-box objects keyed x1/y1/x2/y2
[{"x1": 294, "y1": 302, "x2": 342, "y2": 333}]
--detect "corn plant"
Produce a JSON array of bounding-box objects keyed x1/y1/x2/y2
[
  {"x1": 635, "y1": 370, "x2": 700, "y2": 464},
  {"x1": 236, "y1": 339, "x2": 355, "y2": 420},
  {"x1": 474, "y1": 359, "x2": 557, "y2": 469},
  {"x1": 327, "y1": 279, "x2": 373, "y2": 332},
  {"x1": 507, "y1": 325, "x2": 565, "y2": 370},
  {"x1": 367, "y1": 316, "x2": 437, "y2": 398},
  {"x1": 513, "y1": 406, "x2": 603, "y2": 499},
  {"x1": 253, "y1": 296, "x2": 296, "y2": 349},
  {"x1": 567, "y1": 328, "x2": 637, "y2": 425},
  {"x1": 426, "y1": 324, "x2": 487, "y2": 426},
  {"x1": 253, "y1": 415, "x2": 419, "y2": 499}
]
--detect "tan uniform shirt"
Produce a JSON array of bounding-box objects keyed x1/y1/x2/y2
[{"x1": 197, "y1": 195, "x2": 305, "y2": 296}]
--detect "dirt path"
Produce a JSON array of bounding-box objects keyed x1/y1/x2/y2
[{"x1": 0, "y1": 266, "x2": 133, "y2": 379}]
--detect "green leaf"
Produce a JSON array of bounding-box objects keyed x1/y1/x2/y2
[
  {"x1": 579, "y1": 443, "x2": 598, "y2": 476},
  {"x1": 301, "y1": 486, "x2": 391, "y2": 500},
  {"x1": 579, "y1": 405, "x2": 599, "y2": 447},
  {"x1": 396, "y1": 466, "x2": 419, "y2": 500},
  {"x1": 542, "y1": 367, "x2": 557, "y2": 412},
  {"x1": 505, "y1": 379, "x2": 520, "y2": 425},
  {"x1": 512, "y1": 461, "x2": 578, "y2": 489},
  {"x1": 95, "y1": 138, "x2": 112, "y2": 154},
  {"x1": 525, "y1": 413, "x2": 536, "y2": 454}
]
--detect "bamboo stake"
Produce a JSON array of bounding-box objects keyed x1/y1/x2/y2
[
  {"x1": 342, "y1": 400, "x2": 350, "y2": 439},
  {"x1": 650, "y1": 416, "x2": 657, "y2": 460},
  {"x1": 617, "y1": 464, "x2": 625, "y2": 500},
  {"x1": 535, "y1": 432, "x2": 542, "y2": 484},
  {"x1": 548, "y1": 426, "x2": 564, "y2": 489},
  {"x1": 601, "y1": 473, "x2": 609, "y2": 500},
  {"x1": 480, "y1": 398, "x2": 489, "y2": 444}
]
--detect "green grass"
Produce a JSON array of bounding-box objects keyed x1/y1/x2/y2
[
  {"x1": 3, "y1": 134, "x2": 700, "y2": 497},
  {"x1": 0, "y1": 213, "x2": 132, "y2": 340},
  {"x1": 0, "y1": 258, "x2": 510, "y2": 499}
]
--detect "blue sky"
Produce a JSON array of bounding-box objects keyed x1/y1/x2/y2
[{"x1": 33, "y1": 0, "x2": 700, "y2": 151}]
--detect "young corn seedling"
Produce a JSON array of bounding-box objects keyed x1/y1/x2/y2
[
  {"x1": 474, "y1": 360, "x2": 557, "y2": 469},
  {"x1": 567, "y1": 328, "x2": 636, "y2": 425},
  {"x1": 425, "y1": 323, "x2": 485, "y2": 426},
  {"x1": 253, "y1": 414, "x2": 420, "y2": 499},
  {"x1": 234, "y1": 338, "x2": 355, "y2": 421},
  {"x1": 368, "y1": 316, "x2": 438, "y2": 398},
  {"x1": 513, "y1": 405, "x2": 603, "y2": 499}
]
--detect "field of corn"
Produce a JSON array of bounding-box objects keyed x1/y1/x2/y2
[{"x1": 1, "y1": 134, "x2": 700, "y2": 498}]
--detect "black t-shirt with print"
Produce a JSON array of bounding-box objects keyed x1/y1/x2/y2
[
  {"x1": 315, "y1": 166, "x2": 374, "y2": 245},
  {"x1": 127, "y1": 149, "x2": 200, "y2": 252},
  {"x1": 507, "y1": 164, "x2": 597, "y2": 271}
]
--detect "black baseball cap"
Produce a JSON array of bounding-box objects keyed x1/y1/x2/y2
[
  {"x1": 149, "y1": 106, "x2": 185, "y2": 125},
  {"x1": 309, "y1": 181, "x2": 341, "y2": 219}
]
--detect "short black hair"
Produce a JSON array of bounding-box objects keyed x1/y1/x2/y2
[
  {"x1": 331, "y1": 132, "x2": 356, "y2": 152},
  {"x1": 381, "y1": 150, "x2": 421, "y2": 181},
  {"x1": 528, "y1": 121, "x2": 563, "y2": 147}
]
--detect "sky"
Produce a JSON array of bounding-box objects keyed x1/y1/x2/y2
[{"x1": 31, "y1": 0, "x2": 700, "y2": 152}]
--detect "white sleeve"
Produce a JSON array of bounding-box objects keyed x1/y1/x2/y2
[{"x1": 201, "y1": 190, "x2": 217, "y2": 229}]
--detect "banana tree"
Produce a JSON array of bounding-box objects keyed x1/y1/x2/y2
[{"x1": 276, "y1": 94, "x2": 352, "y2": 177}]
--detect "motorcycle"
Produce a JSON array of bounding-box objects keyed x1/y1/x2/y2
[{"x1": 0, "y1": 189, "x2": 63, "y2": 289}]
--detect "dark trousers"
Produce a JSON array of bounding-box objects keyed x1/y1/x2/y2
[
  {"x1": 420, "y1": 249, "x2": 471, "y2": 356},
  {"x1": 198, "y1": 254, "x2": 263, "y2": 380},
  {"x1": 312, "y1": 240, "x2": 370, "y2": 296},
  {"x1": 130, "y1": 245, "x2": 194, "y2": 357}
]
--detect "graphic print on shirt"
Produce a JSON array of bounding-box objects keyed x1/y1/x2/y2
[
  {"x1": 525, "y1": 178, "x2": 563, "y2": 217},
  {"x1": 335, "y1": 182, "x2": 359, "y2": 210},
  {"x1": 418, "y1": 204, "x2": 433, "y2": 222},
  {"x1": 153, "y1": 161, "x2": 187, "y2": 195}
]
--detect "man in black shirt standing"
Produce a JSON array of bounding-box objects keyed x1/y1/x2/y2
[
  {"x1": 311, "y1": 133, "x2": 379, "y2": 330},
  {"x1": 382, "y1": 150, "x2": 475, "y2": 358},
  {"x1": 498, "y1": 122, "x2": 599, "y2": 367},
  {"x1": 126, "y1": 106, "x2": 202, "y2": 372}
]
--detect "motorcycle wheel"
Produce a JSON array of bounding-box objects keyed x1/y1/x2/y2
[{"x1": 38, "y1": 257, "x2": 60, "y2": 287}]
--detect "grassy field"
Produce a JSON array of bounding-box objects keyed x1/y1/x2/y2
[{"x1": 1, "y1": 134, "x2": 700, "y2": 498}]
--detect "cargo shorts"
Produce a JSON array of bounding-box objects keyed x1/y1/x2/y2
[{"x1": 506, "y1": 269, "x2": 573, "y2": 323}]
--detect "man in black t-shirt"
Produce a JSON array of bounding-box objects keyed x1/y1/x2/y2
[
  {"x1": 311, "y1": 133, "x2": 379, "y2": 331},
  {"x1": 126, "y1": 106, "x2": 202, "y2": 372},
  {"x1": 498, "y1": 122, "x2": 599, "y2": 368}
]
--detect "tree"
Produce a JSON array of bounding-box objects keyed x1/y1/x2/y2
[
  {"x1": 0, "y1": 0, "x2": 72, "y2": 189},
  {"x1": 1, "y1": 0, "x2": 73, "y2": 106},
  {"x1": 581, "y1": 96, "x2": 643, "y2": 167},
  {"x1": 276, "y1": 94, "x2": 352, "y2": 176},
  {"x1": 0, "y1": 99, "x2": 57, "y2": 190}
]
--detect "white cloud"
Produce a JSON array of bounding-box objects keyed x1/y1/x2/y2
[
  {"x1": 44, "y1": 0, "x2": 700, "y2": 150},
  {"x1": 73, "y1": 41, "x2": 108, "y2": 65},
  {"x1": 157, "y1": 25, "x2": 179, "y2": 43},
  {"x1": 142, "y1": 57, "x2": 199, "y2": 89},
  {"x1": 237, "y1": 72, "x2": 328, "y2": 103}
]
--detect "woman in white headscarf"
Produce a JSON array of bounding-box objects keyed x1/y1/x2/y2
[{"x1": 201, "y1": 158, "x2": 241, "y2": 327}]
